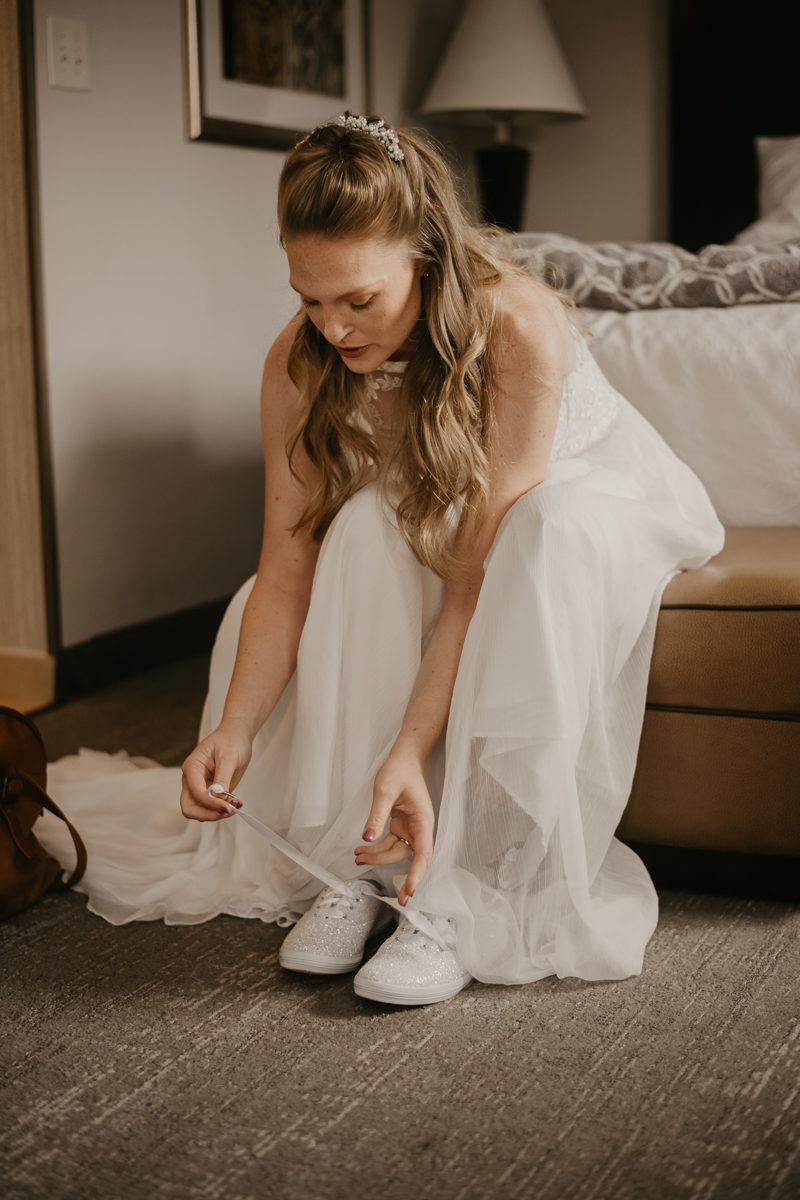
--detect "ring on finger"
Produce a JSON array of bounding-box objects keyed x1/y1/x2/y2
[{"x1": 395, "y1": 835, "x2": 413, "y2": 851}]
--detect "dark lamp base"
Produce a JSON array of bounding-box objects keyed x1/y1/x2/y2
[{"x1": 475, "y1": 144, "x2": 531, "y2": 232}]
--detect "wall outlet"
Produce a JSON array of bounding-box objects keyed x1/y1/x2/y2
[{"x1": 47, "y1": 17, "x2": 91, "y2": 92}]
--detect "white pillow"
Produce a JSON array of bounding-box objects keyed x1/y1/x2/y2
[{"x1": 733, "y1": 136, "x2": 800, "y2": 245}]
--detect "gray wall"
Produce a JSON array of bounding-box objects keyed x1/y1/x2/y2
[
  {"x1": 527, "y1": 0, "x2": 668, "y2": 240},
  {"x1": 35, "y1": 0, "x2": 667, "y2": 648}
]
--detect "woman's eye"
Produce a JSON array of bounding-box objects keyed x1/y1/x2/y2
[
  {"x1": 302, "y1": 299, "x2": 318, "y2": 309},
  {"x1": 352, "y1": 300, "x2": 373, "y2": 311}
]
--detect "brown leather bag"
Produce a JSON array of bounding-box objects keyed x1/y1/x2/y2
[{"x1": 0, "y1": 705, "x2": 87, "y2": 920}]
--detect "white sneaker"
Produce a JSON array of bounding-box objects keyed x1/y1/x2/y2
[
  {"x1": 354, "y1": 913, "x2": 472, "y2": 1005},
  {"x1": 279, "y1": 881, "x2": 392, "y2": 975}
]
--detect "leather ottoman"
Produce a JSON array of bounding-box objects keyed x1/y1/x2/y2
[{"x1": 618, "y1": 528, "x2": 800, "y2": 862}]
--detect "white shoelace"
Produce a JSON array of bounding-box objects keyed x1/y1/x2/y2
[
  {"x1": 209, "y1": 785, "x2": 451, "y2": 949},
  {"x1": 396, "y1": 914, "x2": 457, "y2": 952},
  {"x1": 316, "y1": 888, "x2": 357, "y2": 918},
  {"x1": 315, "y1": 885, "x2": 378, "y2": 919}
]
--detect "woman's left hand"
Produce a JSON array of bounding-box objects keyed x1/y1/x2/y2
[{"x1": 354, "y1": 746, "x2": 435, "y2": 907}]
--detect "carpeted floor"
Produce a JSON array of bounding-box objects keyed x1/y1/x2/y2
[{"x1": 1, "y1": 658, "x2": 798, "y2": 1200}]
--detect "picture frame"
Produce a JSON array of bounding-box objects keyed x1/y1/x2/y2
[{"x1": 184, "y1": 0, "x2": 370, "y2": 152}]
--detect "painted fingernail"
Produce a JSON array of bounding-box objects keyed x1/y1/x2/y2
[
  {"x1": 362, "y1": 830, "x2": 376, "y2": 841},
  {"x1": 231, "y1": 799, "x2": 243, "y2": 809}
]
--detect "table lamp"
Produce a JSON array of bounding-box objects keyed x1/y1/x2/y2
[{"x1": 420, "y1": 0, "x2": 586, "y2": 231}]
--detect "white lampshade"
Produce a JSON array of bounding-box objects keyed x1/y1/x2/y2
[{"x1": 420, "y1": 0, "x2": 586, "y2": 126}]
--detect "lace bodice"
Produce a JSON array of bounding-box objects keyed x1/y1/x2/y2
[
  {"x1": 363, "y1": 359, "x2": 406, "y2": 429},
  {"x1": 364, "y1": 333, "x2": 619, "y2": 461},
  {"x1": 551, "y1": 331, "x2": 619, "y2": 461}
]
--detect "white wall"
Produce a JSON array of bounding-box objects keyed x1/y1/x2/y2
[
  {"x1": 35, "y1": 0, "x2": 667, "y2": 648},
  {"x1": 527, "y1": 0, "x2": 668, "y2": 241},
  {"x1": 35, "y1": 0, "x2": 293, "y2": 647}
]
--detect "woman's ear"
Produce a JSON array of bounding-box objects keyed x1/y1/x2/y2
[{"x1": 414, "y1": 257, "x2": 431, "y2": 282}]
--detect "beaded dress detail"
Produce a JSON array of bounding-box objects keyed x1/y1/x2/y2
[
  {"x1": 550, "y1": 333, "x2": 619, "y2": 461},
  {"x1": 363, "y1": 331, "x2": 620, "y2": 460}
]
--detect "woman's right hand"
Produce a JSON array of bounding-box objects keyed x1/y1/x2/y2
[{"x1": 179, "y1": 719, "x2": 254, "y2": 821}]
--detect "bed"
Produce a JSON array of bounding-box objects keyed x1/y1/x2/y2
[
  {"x1": 511, "y1": 132, "x2": 800, "y2": 528},
  {"x1": 581, "y1": 302, "x2": 800, "y2": 527}
]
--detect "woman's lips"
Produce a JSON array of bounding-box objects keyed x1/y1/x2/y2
[{"x1": 336, "y1": 344, "x2": 370, "y2": 359}]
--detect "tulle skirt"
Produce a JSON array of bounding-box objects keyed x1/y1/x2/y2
[{"x1": 40, "y1": 396, "x2": 724, "y2": 985}]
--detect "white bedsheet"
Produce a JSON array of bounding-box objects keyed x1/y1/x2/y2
[{"x1": 580, "y1": 304, "x2": 800, "y2": 526}]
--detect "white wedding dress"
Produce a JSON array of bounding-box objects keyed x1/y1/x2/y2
[{"x1": 39, "y1": 332, "x2": 724, "y2": 985}]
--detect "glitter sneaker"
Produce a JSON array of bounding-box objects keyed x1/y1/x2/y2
[
  {"x1": 353, "y1": 912, "x2": 472, "y2": 1005},
  {"x1": 279, "y1": 881, "x2": 392, "y2": 975}
]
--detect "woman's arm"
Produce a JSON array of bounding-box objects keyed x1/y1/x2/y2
[
  {"x1": 180, "y1": 319, "x2": 321, "y2": 821},
  {"x1": 355, "y1": 281, "x2": 575, "y2": 900}
]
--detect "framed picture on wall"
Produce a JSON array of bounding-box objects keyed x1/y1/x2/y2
[{"x1": 184, "y1": 0, "x2": 370, "y2": 151}]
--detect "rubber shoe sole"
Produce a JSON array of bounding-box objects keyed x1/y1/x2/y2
[
  {"x1": 353, "y1": 971, "x2": 473, "y2": 1006},
  {"x1": 280, "y1": 949, "x2": 364, "y2": 974}
]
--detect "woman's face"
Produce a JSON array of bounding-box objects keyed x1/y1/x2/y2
[{"x1": 285, "y1": 235, "x2": 425, "y2": 373}]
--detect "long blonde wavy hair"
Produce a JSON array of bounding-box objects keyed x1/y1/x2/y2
[{"x1": 278, "y1": 116, "x2": 518, "y2": 580}]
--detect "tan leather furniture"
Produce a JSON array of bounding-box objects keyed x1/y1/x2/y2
[{"x1": 618, "y1": 528, "x2": 800, "y2": 857}]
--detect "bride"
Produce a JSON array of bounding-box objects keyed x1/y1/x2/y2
[{"x1": 42, "y1": 114, "x2": 724, "y2": 1006}]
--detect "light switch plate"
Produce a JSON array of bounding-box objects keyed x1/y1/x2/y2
[{"x1": 47, "y1": 17, "x2": 91, "y2": 91}]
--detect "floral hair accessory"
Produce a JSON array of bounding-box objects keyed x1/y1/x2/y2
[{"x1": 332, "y1": 113, "x2": 405, "y2": 162}]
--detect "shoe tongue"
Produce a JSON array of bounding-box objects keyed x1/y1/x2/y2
[
  {"x1": 318, "y1": 887, "x2": 354, "y2": 914},
  {"x1": 396, "y1": 912, "x2": 422, "y2": 937},
  {"x1": 397, "y1": 909, "x2": 456, "y2": 951},
  {"x1": 351, "y1": 879, "x2": 383, "y2": 900}
]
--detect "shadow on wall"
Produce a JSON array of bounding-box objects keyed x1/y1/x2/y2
[
  {"x1": 57, "y1": 417, "x2": 264, "y2": 649},
  {"x1": 403, "y1": 0, "x2": 462, "y2": 117}
]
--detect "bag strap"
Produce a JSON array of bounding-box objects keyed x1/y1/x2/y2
[{"x1": 15, "y1": 767, "x2": 88, "y2": 889}]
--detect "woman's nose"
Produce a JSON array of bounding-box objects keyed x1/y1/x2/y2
[{"x1": 321, "y1": 309, "x2": 353, "y2": 345}]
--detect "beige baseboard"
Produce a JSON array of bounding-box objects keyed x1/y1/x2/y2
[{"x1": 0, "y1": 646, "x2": 56, "y2": 713}]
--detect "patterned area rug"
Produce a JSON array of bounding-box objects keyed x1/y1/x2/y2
[
  {"x1": 2, "y1": 660, "x2": 798, "y2": 1199},
  {"x1": 3, "y1": 880, "x2": 798, "y2": 1198}
]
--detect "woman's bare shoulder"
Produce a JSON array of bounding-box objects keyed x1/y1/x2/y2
[
  {"x1": 264, "y1": 314, "x2": 303, "y2": 376},
  {"x1": 261, "y1": 317, "x2": 304, "y2": 403},
  {"x1": 260, "y1": 316, "x2": 306, "y2": 458},
  {"x1": 491, "y1": 273, "x2": 576, "y2": 381},
  {"x1": 258, "y1": 315, "x2": 320, "y2": 518}
]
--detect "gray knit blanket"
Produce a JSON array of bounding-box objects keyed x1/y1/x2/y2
[{"x1": 511, "y1": 232, "x2": 800, "y2": 309}]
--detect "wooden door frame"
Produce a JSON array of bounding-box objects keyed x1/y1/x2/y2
[{"x1": 0, "y1": 0, "x2": 60, "y2": 711}]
